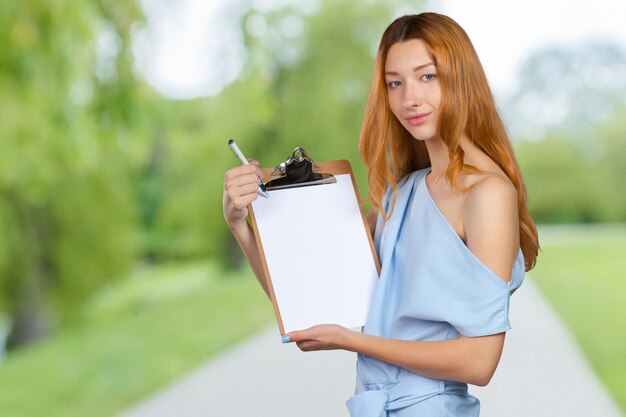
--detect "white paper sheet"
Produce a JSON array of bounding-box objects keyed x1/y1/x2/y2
[{"x1": 251, "y1": 174, "x2": 379, "y2": 333}]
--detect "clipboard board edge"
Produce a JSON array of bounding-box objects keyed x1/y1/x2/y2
[
  {"x1": 249, "y1": 158, "x2": 381, "y2": 337},
  {"x1": 248, "y1": 204, "x2": 287, "y2": 336}
]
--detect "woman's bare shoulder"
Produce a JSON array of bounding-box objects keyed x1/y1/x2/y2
[
  {"x1": 463, "y1": 171, "x2": 518, "y2": 232},
  {"x1": 466, "y1": 172, "x2": 517, "y2": 208},
  {"x1": 462, "y1": 172, "x2": 519, "y2": 283}
]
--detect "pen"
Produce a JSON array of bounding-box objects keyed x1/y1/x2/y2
[{"x1": 228, "y1": 139, "x2": 270, "y2": 198}]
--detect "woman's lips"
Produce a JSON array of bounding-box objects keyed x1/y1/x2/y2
[{"x1": 406, "y1": 113, "x2": 431, "y2": 126}]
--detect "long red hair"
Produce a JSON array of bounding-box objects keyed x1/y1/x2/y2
[{"x1": 360, "y1": 13, "x2": 538, "y2": 271}]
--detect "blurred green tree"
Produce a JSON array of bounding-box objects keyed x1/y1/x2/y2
[
  {"x1": 0, "y1": 0, "x2": 150, "y2": 347},
  {"x1": 515, "y1": 105, "x2": 626, "y2": 224},
  {"x1": 150, "y1": 0, "x2": 420, "y2": 265},
  {"x1": 593, "y1": 106, "x2": 626, "y2": 221},
  {"x1": 517, "y1": 135, "x2": 607, "y2": 223},
  {"x1": 505, "y1": 39, "x2": 626, "y2": 224},
  {"x1": 150, "y1": 76, "x2": 278, "y2": 263}
]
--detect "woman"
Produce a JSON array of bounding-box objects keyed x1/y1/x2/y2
[{"x1": 223, "y1": 12, "x2": 539, "y2": 417}]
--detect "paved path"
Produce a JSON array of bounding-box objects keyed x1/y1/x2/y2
[{"x1": 118, "y1": 279, "x2": 623, "y2": 417}]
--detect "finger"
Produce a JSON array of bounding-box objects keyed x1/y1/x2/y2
[
  {"x1": 245, "y1": 160, "x2": 264, "y2": 180},
  {"x1": 284, "y1": 326, "x2": 316, "y2": 343},
  {"x1": 283, "y1": 330, "x2": 304, "y2": 343},
  {"x1": 225, "y1": 187, "x2": 256, "y2": 208},
  {"x1": 226, "y1": 165, "x2": 255, "y2": 178},
  {"x1": 231, "y1": 192, "x2": 258, "y2": 210},
  {"x1": 237, "y1": 191, "x2": 262, "y2": 209},
  {"x1": 233, "y1": 182, "x2": 261, "y2": 198},
  {"x1": 238, "y1": 172, "x2": 263, "y2": 186},
  {"x1": 297, "y1": 341, "x2": 318, "y2": 352},
  {"x1": 225, "y1": 164, "x2": 259, "y2": 181},
  {"x1": 225, "y1": 173, "x2": 263, "y2": 195},
  {"x1": 226, "y1": 163, "x2": 264, "y2": 183}
]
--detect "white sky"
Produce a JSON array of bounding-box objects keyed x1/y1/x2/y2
[
  {"x1": 135, "y1": 0, "x2": 626, "y2": 99},
  {"x1": 134, "y1": 0, "x2": 242, "y2": 99}
]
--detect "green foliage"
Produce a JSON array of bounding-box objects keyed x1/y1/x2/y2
[
  {"x1": 533, "y1": 225, "x2": 626, "y2": 412},
  {"x1": 0, "y1": 0, "x2": 147, "y2": 344},
  {"x1": 506, "y1": 38, "x2": 626, "y2": 225},
  {"x1": 517, "y1": 135, "x2": 607, "y2": 223},
  {"x1": 151, "y1": 74, "x2": 278, "y2": 260},
  {"x1": 594, "y1": 107, "x2": 626, "y2": 220},
  {"x1": 50, "y1": 171, "x2": 137, "y2": 311},
  {"x1": 0, "y1": 261, "x2": 273, "y2": 417},
  {"x1": 516, "y1": 108, "x2": 626, "y2": 224}
]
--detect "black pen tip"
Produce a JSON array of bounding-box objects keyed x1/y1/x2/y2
[{"x1": 228, "y1": 139, "x2": 234, "y2": 145}]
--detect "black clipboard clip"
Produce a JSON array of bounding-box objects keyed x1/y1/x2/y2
[{"x1": 264, "y1": 147, "x2": 336, "y2": 191}]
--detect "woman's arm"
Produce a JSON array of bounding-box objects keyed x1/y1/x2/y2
[
  {"x1": 350, "y1": 331, "x2": 505, "y2": 386},
  {"x1": 464, "y1": 175, "x2": 520, "y2": 283},
  {"x1": 287, "y1": 326, "x2": 504, "y2": 386},
  {"x1": 223, "y1": 162, "x2": 271, "y2": 298}
]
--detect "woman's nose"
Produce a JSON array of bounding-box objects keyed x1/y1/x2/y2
[{"x1": 402, "y1": 85, "x2": 422, "y2": 109}]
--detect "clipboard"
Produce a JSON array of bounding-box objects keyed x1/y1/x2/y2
[{"x1": 249, "y1": 147, "x2": 381, "y2": 336}]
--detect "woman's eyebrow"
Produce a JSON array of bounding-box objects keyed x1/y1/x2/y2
[{"x1": 385, "y1": 62, "x2": 435, "y2": 76}]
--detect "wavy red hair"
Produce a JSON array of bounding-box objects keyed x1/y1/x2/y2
[{"x1": 360, "y1": 13, "x2": 538, "y2": 270}]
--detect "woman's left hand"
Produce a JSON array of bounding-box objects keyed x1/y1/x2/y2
[{"x1": 284, "y1": 324, "x2": 355, "y2": 352}]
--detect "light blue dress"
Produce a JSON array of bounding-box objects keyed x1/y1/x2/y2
[{"x1": 347, "y1": 168, "x2": 525, "y2": 417}]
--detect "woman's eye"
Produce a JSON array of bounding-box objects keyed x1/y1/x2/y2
[
  {"x1": 387, "y1": 80, "x2": 401, "y2": 88},
  {"x1": 422, "y1": 74, "x2": 436, "y2": 81}
]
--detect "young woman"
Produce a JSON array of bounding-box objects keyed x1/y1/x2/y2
[{"x1": 223, "y1": 12, "x2": 539, "y2": 417}]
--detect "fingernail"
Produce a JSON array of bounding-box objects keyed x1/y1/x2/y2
[
  {"x1": 281, "y1": 336, "x2": 291, "y2": 343},
  {"x1": 251, "y1": 160, "x2": 258, "y2": 164}
]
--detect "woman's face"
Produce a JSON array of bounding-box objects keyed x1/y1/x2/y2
[{"x1": 384, "y1": 38, "x2": 441, "y2": 142}]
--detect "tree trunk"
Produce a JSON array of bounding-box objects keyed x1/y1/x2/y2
[{"x1": 5, "y1": 199, "x2": 52, "y2": 350}]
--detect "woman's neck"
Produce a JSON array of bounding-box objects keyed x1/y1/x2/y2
[
  {"x1": 424, "y1": 138, "x2": 448, "y2": 179},
  {"x1": 424, "y1": 134, "x2": 475, "y2": 181}
]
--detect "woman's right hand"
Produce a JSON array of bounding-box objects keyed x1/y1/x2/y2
[{"x1": 223, "y1": 161, "x2": 264, "y2": 229}]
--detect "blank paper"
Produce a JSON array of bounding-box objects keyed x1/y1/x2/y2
[{"x1": 251, "y1": 174, "x2": 379, "y2": 334}]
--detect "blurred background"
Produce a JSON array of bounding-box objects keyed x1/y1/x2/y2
[{"x1": 0, "y1": 0, "x2": 624, "y2": 416}]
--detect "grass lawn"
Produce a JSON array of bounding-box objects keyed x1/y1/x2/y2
[
  {"x1": 0, "y1": 261, "x2": 274, "y2": 417},
  {"x1": 532, "y1": 224, "x2": 626, "y2": 412}
]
